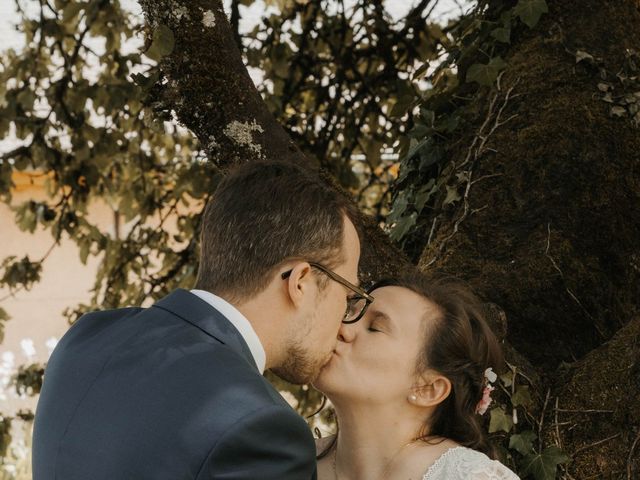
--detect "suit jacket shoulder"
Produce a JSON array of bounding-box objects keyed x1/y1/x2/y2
[{"x1": 32, "y1": 290, "x2": 316, "y2": 480}]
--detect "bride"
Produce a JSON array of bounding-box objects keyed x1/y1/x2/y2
[{"x1": 313, "y1": 272, "x2": 519, "y2": 479}]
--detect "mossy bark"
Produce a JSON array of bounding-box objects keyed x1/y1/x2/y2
[{"x1": 418, "y1": 0, "x2": 640, "y2": 473}]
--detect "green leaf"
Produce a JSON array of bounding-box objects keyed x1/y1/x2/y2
[
  {"x1": 500, "y1": 371, "x2": 514, "y2": 387},
  {"x1": 610, "y1": 105, "x2": 627, "y2": 117},
  {"x1": 466, "y1": 57, "x2": 507, "y2": 86},
  {"x1": 415, "y1": 179, "x2": 436, "y2": 212},
  {"x1": 489, "y1": 407, "x2": 514, "y2": 433},
  {"x1": 389, "y1": 95, "x2": 414, "y2": 118},
  {"x1": 402, "y1": 137, "x2": 430, "y2": 164},
  {"x1": 491, "y1": 27, "x2": 511, "y2": 43},
  {"x1": 16, "y1": 89, "x2": 36, "y2": 110},
  {"x1": 387, "y1": 190, "x2": 410, "y2": 223},
  {"x1": 14, "y1": 201, "x2": 37, "y2": 233},
  {"x1": 514, "y1": 0, "x2": 549, "y2": 29},
  {"x1": 145, "y1": 24, "x2": 175, "y2": 61},
  {"x1": 418, "y1": 146, "x2": 443, "y2": 172},
  {"x1": 62, "y1": 2, "x2": 85, "y2": 23},
  {"x1": 412, "y1": 61, "x2": 430, "y2": 80},
  {"x1": 365, "y1": 139, "x2": 384, "y2": 168},
  {"x1": 131, "y1": 69, "x2": 160, "y2": 90},
  {"x1": 521, "y1": 446, "x2": 569, "y2": 480},
  {"x1": 389, "y1": 212, "x2": 417, "y2": 242},
  {"x1": 79, "y1": 239, "x2": 91, "y2": 265},
  {"x1": 270, "y1": 44, "x2": 291, "y2": 78},
  {"x1": 434, "y1": 114, "x2": 460, "y2": 133},
  {"x1": 443, "y1": 185, "x2": 461, "y2": 206},
  {"x1": 509, "y1": 430, "x2": 537, "y2": 455},
  {"x1": 512, "y1": 385, "x2": 534, "y2": 407},
  {"x1": 419, "y1": 107, "x2": 435, "y2": 125},
  {"x1": 408, "y1": 123, "x2": 430, "y2": 139}
]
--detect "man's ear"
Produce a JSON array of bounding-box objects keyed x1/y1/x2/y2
[
  {"x1": 284, "y1": 262, "x2": 313, "y2": 307},
  {"x1": 407, "y1": 371, "x2": 451, "y2": 408}
]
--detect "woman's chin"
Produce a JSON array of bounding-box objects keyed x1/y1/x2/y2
[{"x1": 313, "y1": 356, "x2": 341, "y2": 392}]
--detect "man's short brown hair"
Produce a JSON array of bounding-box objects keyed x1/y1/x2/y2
[{"x1": 194, "y1": 161, "x2": 359, "y2": 302}]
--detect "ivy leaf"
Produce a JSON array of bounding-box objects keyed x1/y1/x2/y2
[
  {"x1": 443, "y1": 185, "x2": 461, "y2": 206},
  {"x1": 610, "y1": 106, "x2": 627, "y2": 117},
  {"x1": 145, "y1": 24, "x2": 175, "y2": 61},
  {"x1": 419, "y1": 107, "x2": 435, "y2": 125},
  {"x1": 575, "y1": 49, "x2": 595, "y2": 64},
  {"x1": 509, "y1": 430, "x2": 537, "y2": 455},
  {"x1": 500, "y1": 371, "x2": 514, "y2": 387},
  {"x1": 408, "y1": 123, "x2": 430, "y2": 139},
  {"x1": 514, "y1": 0, "x2": 549, "y2": 29},
  {"x1": 491, "y1": 27, "x2": 511, "y2": 43},
  {"x1": 466, "y1": 57, "x2": 507, "y2": 87},
  {"x1": 512, "y1": 385, "x2": 534, "y2": 407},
  {"x1": 389, "y1": 212, "x2": 417, "y2": 242},
  {"x1": 419, "y1": 146, "x2": 443, "y2": 172},
  {"x1": 387, "y1": 190, "x2": 410, "y2": 223},
  {"x1": 415, "y1": 179, "x2": 436, "y2": 212},
  {"x1": 521, "y1": 446, "x2": 569, "y2": 480},
  {"x1": 489, "y1": 407, "x2": 514, "y2": 433}
]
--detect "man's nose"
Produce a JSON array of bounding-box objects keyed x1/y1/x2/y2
[{"x1": 337, "y1": 322, "x2": 356, "y2": 343}]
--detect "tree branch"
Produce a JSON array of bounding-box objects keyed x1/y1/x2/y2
[
  {"x1": 137, "y1": 0, "x2": 410, "y2": 281},
  {"x1": 138, "y1": 0, "x2": 312, "y2": 170}
]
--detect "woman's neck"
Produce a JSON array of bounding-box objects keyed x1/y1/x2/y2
[{"x1": 330, "y1": 401, "x2": 429, "y2": 480}]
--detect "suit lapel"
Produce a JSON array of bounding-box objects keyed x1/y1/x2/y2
[{"x1": 153, "y1": 289, "x2": 259, "y2": 371}]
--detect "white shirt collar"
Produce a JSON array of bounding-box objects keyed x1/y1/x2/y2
[{"x1": 190, "y1": 289, "x2": 266, "y2": 374}]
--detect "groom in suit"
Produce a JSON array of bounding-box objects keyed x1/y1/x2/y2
[{"x1": 32, "y1": 161, "x2": 366, "y2": 479}]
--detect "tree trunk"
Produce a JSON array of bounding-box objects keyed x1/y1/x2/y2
[
  {"x1": 137, "y1": 0, "x2": 640, "y2": 475},
  {"x1": 417, "y1": 0, "x2": 640, "y2": 474}
]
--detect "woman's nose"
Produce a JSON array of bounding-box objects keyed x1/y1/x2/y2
[{"x1": 337, "y1": 322, "x2": 356, "y2": 343}]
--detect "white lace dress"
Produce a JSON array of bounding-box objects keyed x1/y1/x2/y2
[{"x1": 422, "y1": 446, "x2": 520, "y2": 479}]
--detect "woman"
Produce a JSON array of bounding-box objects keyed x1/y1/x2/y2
[{"x1": 313, "y1": 272, "x2": 519, "y2": 479}]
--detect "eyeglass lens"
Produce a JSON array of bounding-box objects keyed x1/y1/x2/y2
[{"x1": 345, "y1": 297, "x2": 367, "y2": 323}]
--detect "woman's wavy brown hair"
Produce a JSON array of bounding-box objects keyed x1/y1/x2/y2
[
  {"x1": 374, "y1": 271, "x2": 504, "y2": 457},
  {"x1": 316, "y1": 271, "x2": 504, "y2": 460}
]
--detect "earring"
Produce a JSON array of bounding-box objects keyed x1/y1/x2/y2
[{"x1": 408, "y1": 394, "x2": 417, "y2": 402}]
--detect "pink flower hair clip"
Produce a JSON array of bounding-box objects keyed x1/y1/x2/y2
[{"x1": 476, "y1": 367, "x2": 497, "y2": 415}]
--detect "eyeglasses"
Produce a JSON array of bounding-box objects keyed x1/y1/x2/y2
[{"x1": 281, "y1": 262, "x2": 374, "y2": 324}]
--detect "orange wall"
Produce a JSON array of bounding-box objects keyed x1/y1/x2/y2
[{"x1": 1, "y1": 172, "x2": 117, "y2": 413}]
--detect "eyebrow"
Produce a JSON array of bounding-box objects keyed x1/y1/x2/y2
[{"x1": 369, "y1": 310, "x2": 393, "y2": 327}]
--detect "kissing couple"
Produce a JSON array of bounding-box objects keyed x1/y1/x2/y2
[{"x1": 33, "y1": 161, "x2": 518, "y2": 479}]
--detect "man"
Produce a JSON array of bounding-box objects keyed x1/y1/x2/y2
[{"x1": 32, "y1": 161, "x2": 371, "y2": 479}]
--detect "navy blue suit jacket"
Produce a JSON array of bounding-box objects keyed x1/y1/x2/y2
[{"x1": 32, "y1": 289, "x2": 317, "y2": 479}]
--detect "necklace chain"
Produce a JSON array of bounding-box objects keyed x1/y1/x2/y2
[{"x1": 331, "y1": 437, "x2": 422, "y2": 480}]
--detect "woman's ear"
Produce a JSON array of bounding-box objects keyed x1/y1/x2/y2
[
  {"x1": 284, "y1": 262, "x2": 313, "y2": 306},
  {"x1": 407, "y1": 371, "x2": 451, "y2": 408}
]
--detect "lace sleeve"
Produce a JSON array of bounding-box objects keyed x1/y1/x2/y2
[
  {"x1": 468, "y1": 461, "x2": 520, "y2": 480},
  {"x1": 423, "y1": 446, "x2": 520, "y2": 480}
]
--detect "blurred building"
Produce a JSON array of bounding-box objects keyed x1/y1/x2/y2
[{"x1": 0, "y1": 171, "x2": 115, "y2": 414}]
